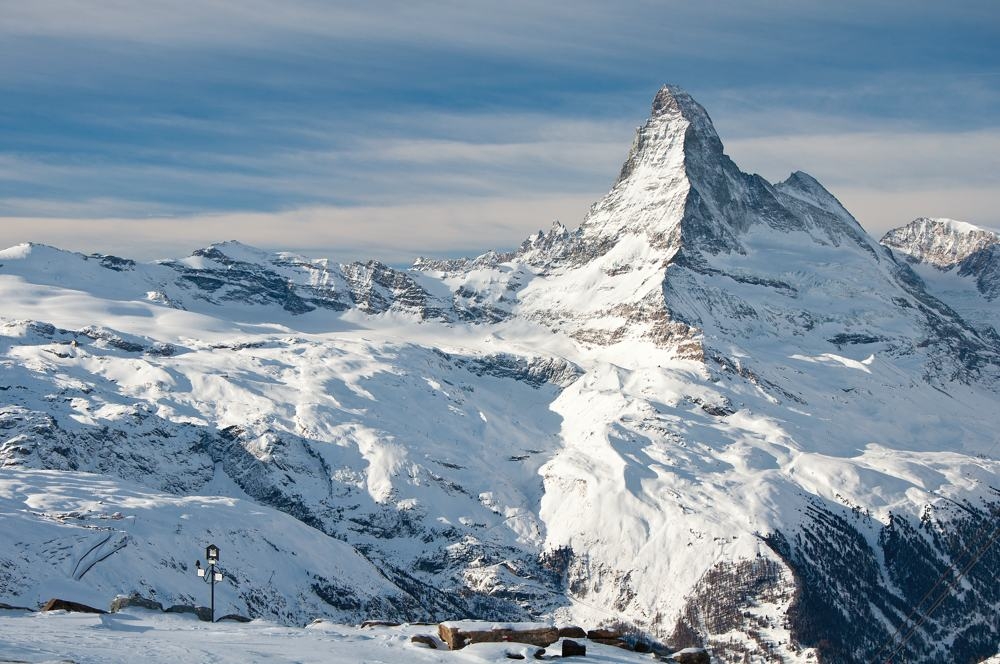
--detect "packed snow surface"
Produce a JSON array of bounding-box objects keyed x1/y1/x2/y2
[{"x1": 0, "y1": 610, "x2": 650, "y2": 664}]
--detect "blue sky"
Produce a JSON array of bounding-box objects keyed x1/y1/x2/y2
[{"x1": 1, "y1": 1, "x2": 998, "y2": 261}]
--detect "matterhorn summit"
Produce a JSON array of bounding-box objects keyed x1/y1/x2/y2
[
  {"x1": 1, "y1": 85, "x2": 998, "y2": 664},
  {"x1": 582, "y1": 85, "x2": 871, "y2": 255}
]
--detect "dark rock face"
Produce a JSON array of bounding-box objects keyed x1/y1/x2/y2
[
  {"x1": 203, "y1": 425, "x2": 330, "y2": 532},
  {"x1": 958, "y1": 244, "x2": 1000, "y2": 301},
  {"x1": 94, "y1": 254, "x2": 136, "y2": 272},
  {"x1": 341, "y1": 260, "x2": 445, "y2": 318},
  {"x1": 169, "y1": 248, "x2": 317, "y2": 314},
  {"x1": 0, "y1": 406, "x2": 215, "y2": 495},
  {"x1": 827, "y1": 332, "x2": 885, "y2": 347},
  {"x1": 77, "y1": 325, "x2": 150, "y2": 353},
  {"x1": 666, "y1": 491, "x2": 1000, "y2": 663},
  {"x1": 454, "y1": 353, "x2": 582, "y2": 388},
  {"x1": 154, "y1": 241, "x2": 466, "y2": 318}
]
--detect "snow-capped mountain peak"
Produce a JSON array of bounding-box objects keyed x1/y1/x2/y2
[
  {"x1": 615, "y1": 84, "x2": 723, "y2": 185},
  {"x1": 881, "y1": 216, "x2": 999, "y2": 268},
  {"x1": 881, "y1": 217, "x2": 1000, "y2": 333},
  {"x1": 186, "y1": 239, "x2": 286, "y2": 265}
]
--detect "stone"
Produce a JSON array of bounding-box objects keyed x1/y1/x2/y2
[
  {"x1": 0, "y1": 602, "x2": 32, "y2": 611},
  {"x1": 410, "y1": 634, "x2": 437, "y2": 649},
  {"x1": 361, "y1": 620, "x2": 401, "y2": 628},
  {"x1": 41, "y1": 598, "x2": 106, "y2": 614},
  {"x1": 558, "y1": 626, "x2": 587, "y2": 639},
  {"x1": 668, "y1": 647, "x2": 711, "y2": 664},
  {"x1": 109, "y1": 593, "x2": 163, "y2": 613},
  {"x1": 218, "y1": 613, "x2": 251, "y2": 623},
  {"x1": 438, "y1": 622, "x2": 559, "y2": 651},
  {"x1": 562, "y1": 639, "x2": 587, "y2": 657},
  {"x1": 164, "y1": 604, "x2": 214, "y2": 622}
]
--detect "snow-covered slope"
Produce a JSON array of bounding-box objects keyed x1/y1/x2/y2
[
  {"x1": 0, "y1": 469, "x2": 420, "y2": 622},
  {"x1": 881, "y1": 217, "x2": 1000, "y2": 334},
  {"x1": 1, "y1": 86, "x2": 998, "y2": 664}
]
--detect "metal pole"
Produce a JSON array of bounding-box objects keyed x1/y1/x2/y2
[{"x1": 210, "y1": 562, "x2": 215, "y2": 623}]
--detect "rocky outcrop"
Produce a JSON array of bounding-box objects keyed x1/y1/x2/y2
[
  {"x1": 341, "y1": 260, "x2": 447, "y2": 319},
  {"x1": 438, "y1": 621, "x2": 559, "y2": 650},
  {"x1": 42, "y1": 598, "x2": 106, "y2": 614},
  {"x1": 109, "y1": 593, "x2": 164, "y2": 613}
]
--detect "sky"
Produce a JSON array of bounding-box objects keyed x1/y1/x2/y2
[{"x1": 1, "y1": 0, "x2": 998, "y2": 263}]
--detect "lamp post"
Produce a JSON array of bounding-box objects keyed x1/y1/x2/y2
[{"x1": 195, "y1": 543, "x2": 222, "y2": 622}]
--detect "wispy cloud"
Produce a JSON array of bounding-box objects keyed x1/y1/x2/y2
[
  {"x1": 0, "y1": 195, "x2": 596, "y2": 264},
  {"x1": 0, "y1": 112, "x2": 634, "y2": 214}
]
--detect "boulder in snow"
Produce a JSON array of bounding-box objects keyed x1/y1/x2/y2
[{"x1": 41, "y1": 598, "x2": 106, "y2": 614}]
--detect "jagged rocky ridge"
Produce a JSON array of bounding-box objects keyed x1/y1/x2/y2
[
  {"x1": 881, "y1": 217, "x2": 1000, "y2": 337},
  {"x1": 1, "y1": 86, "x2": 998, "y2": 663},
  {"x1": 882, "y1": 217, "x2": 999, "y2": 270}
]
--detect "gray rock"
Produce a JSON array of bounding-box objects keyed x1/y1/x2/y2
[{"x1": 109, "y1": 593, "x2": 163, "y2": 613}]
